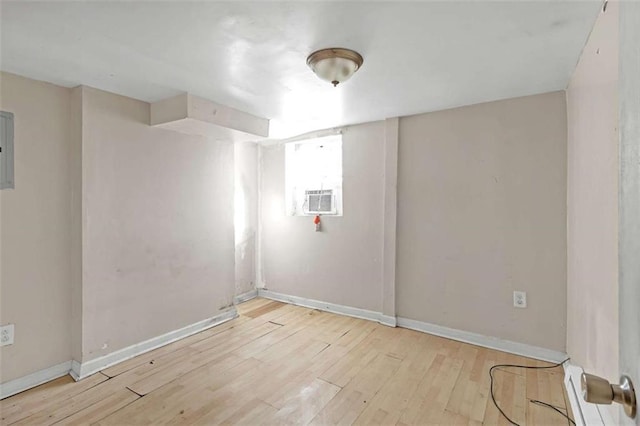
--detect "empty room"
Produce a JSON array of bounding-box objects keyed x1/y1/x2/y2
[{"x1": 0, "y1": 1, "x2": 638, "y2": 425}]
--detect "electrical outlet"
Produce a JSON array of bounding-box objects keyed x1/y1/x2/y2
[
  {"x1": 513, "y1": 291, "x2": 527, "y2": 308},
  {"x1": 0, "y1": 324, "x2": 14, "y2": 346}
]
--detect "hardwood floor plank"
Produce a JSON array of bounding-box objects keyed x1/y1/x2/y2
[
  {"x1": 97, "y1": 357, "x2": 263, "y2": 425},
  {"x1": 307, "y1": 388, "x2": 365, "y2": 426},
  {"x1": 248, "y1": 337, "x2": 334, "y2": 409},
  {"x1": 2, "y1": 298, "x2": 572, "y2": 426},
  {"x1": 242, "y1": 301, "x2": 287, "y2": 318},
  {"x1": 547, "y1": 369, "x2": 569, "y2": 409},
  {"x1": 272, "y1": 378, "x2": 341, "y2": 425},
  {"x1": 13, "y1": 381, "x2": 129, "y2": 426},
  {"x1": 511, "y1": 370, "x2": 528, "y2": 425},
  {"x1": 398, "y1": 354, "x2": 464, "y2": 425},
  {"x1": 125, "y1": 320, "x2": 281, "y2": 395},
  {"x1": 187, "y1": 320, "x2": 282, "y2": 352},
  {"x1": 243, "y1": 303, "x2": 310, "y2": 325},
  {"x1": 331, "y1": 320, "x2": 378, "y2": 350},
  {"x1": 317, "y1": 322, "x2": 409, "y2": 388},
  {"x1": 232, "y1": 312, "x2": 327, "y2": 360},
  {"x1": 127, "y1": 352, "x2": 247, "y2": 396},
  {"x1": 259, "y1": 304, "x2": 319, "y2": 326},
  {"x1": 53, "y1": 388, "x2": 139, "y2": 426},
  {"x1": 0, "y1": 373, "x2": 109, "y2": 424},
  {"x1": 101, "y1": 315, "x2": 249, "y2": 378},
  {"x1": 165, "y1": 363, "x2": 273, "y2": 424},
  {"x1": 445, "y1": 343, "x2": 479, "y2": 418},
  {"x1": 214, "y1": 398, "x2": 278, "y2": 426},
  {"x1": 235, "y1": 297, "x2": 273, "y2": 314},
  {"x1": 310, "y1": 352, "x2": 403, "y2": 425},
  {"x1": 318, "y1": 340, "x2": 380, "y2": 388},
  {"x1": 353, "y1": 335, "x2": 436, "y2": 425},
  {"x1": 257, "y1": 350, "x2": 344, "y2": 409},
  {"x1": 1, "y1": 375, "x2": 75, "y2": 423}
]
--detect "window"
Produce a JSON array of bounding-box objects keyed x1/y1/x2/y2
[
  {"x1": 285, "y1": 135, "x2": 342, "y2": 216},
  {"x1": 0, "y1": 111, "x2": 14, "y2": 190}
]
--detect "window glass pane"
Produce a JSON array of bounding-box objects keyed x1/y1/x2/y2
[{"x1": 285, "y1": 135, "x2": 342, "y2": 216}]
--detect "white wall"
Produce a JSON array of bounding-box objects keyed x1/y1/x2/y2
[
  {"x1": 234, "y1": 141, "x2": 258, "y2": 297},
  {"x1": 0, "y1": 72, "x2": 72, "y2": 382},
  {"x1": 260, "y1": 122, "x2": 386, "y2": 312},
  {"x1": 77, "y1": 86, "x2": 235, "y2": 361}
]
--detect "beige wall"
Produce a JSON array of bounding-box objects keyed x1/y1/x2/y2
[
  {"x1": 396, "y1": 92, "x2": 568, "y2": 351},
  {"x1": 234, "y1": 141, "x2": 258, "y2": 297},
  {"x1": 0, "y1": 72, "x2": 72, "y2": 382},
  {"x1": 78, "y1": 87, "x2": 235, "y2": 361},
  {"x1": 1, "y1": 76, "x2": 244, "y2": 380},
  {"x1": 260, "y1": 94, "x2": 569, "y2": 352},
  {"x1": 260, "y1": 122, "x2": 386, "y2": 312},
  {"x1": 0, "y1": 64, "x2": 591, "y2": 384},
  {"x1": 566, "y1": 2, "x2": 619, "y2": 382}
]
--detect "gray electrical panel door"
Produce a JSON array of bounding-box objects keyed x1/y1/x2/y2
[{"x1": 0, "y1": 111, "x2": 14, "y2": 189}]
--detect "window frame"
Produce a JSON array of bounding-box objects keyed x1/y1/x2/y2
[{"x1": 284, "y1": 134, "x2": 343, "y2": 217}]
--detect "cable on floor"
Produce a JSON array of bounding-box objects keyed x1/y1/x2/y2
[
  {"x1": 530, "y1": 399, "x2": 575, "y2": 424},
  {"x1": 489, "y1": 358, "x2": 576, "y2": 426}
]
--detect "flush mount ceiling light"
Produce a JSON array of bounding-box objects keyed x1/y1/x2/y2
[{"x1": 306, "y1": 48, "x2": 363, "y2": 87}]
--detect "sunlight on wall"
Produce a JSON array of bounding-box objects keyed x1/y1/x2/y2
[
  {"x1": 269, "y1": 84, "x2": 343, "y2": 138},
  {"x1": 234, "y1": 172, "x2": 247, "y2": 245}
]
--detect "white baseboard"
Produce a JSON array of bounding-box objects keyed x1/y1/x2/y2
[
  {"x1": 563, "y1": 363, "x2": 617, "y2": 426},
  {"x1": 257, "y1": 289, "x2": 566, "y2": 364},
  {"x1": 2, "y1": 309, "x2": 239, "y2": 397},
  {"x1": 70, "y1": 307, "x2": 238, "y2": 380},
  {"x1": 0, "y1": 361, "x2": 72, "y2": 399},
  {"x1": 378, "y1": 314, "x2": 397, "y2": 327},
  {"x1": 258, "y1": 289, "x2": 396, "y2": 327},
  {"x1": 396, "y1": 316, "x2": 567, "y2": 364},
  {"x1": 233, "y1": 289, "x2": 258, "y2": 304}
]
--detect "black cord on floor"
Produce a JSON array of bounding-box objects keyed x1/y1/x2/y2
[
  {"x1": 530, "y1": 399, "x2": 576, "y2": 425},
  {"x1": 489, "y1": 358, "x2": 576, "y2": 426}
]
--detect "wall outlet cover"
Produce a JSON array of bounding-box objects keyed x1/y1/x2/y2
[
  {"x1": 0, "y1": 324, "x2": 15, "y2": 346},
  {"x1": 513, "y1": 291, "x2": 527, "y2": 308}
]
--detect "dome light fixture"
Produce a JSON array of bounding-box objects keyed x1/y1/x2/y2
[{"x1": 306, "y1": 48, "x2": 364, "y2": 87}]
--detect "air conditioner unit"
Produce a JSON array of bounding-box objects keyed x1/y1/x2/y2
[{"x1": 304, "y1": 189, "x2": 336, "y2": 214}]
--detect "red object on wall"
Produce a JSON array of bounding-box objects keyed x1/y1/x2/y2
[{"x1": 313, "y1": 215, "x2": 321, "y2": 225}]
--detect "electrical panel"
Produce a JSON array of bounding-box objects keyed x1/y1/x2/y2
[{"x1": 0, "y1": 111, "x2": 14, "y2": 190}]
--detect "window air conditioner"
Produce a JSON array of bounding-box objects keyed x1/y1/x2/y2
[{"x1": 304, "y1": 189, "x2": 336, "y2": 214}]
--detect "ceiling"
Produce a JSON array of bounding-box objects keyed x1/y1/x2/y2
[{"x1": 0, "y1": 1, "x2": 601, "y2": 139}]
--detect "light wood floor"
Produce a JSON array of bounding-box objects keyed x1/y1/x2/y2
[{"x1": 1, "y1": 298, "x2": 573, "y2": 425}]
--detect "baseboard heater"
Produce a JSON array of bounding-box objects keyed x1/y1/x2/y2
[{"x1": 564, "y1": 363, "x2": 615, "y2": 425}]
